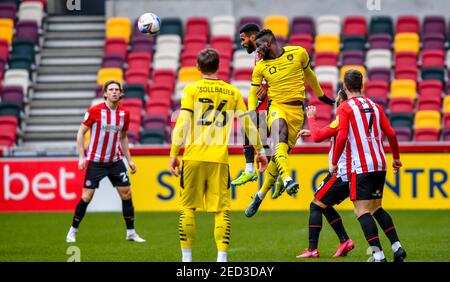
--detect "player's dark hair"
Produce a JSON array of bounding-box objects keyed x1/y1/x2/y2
[
  {"x1": 344, "y1": 69, "x2": 363, "y2": 92},
  {"x1": 239, "y1": 23, "x2": 260, "y2": 35},
  {"x1": 103, "y1": 80, "x2": 123, "y2": 100},
  {"x1": 197, "y1": 48, "x2": 220, "y2": 74},
  {"x1": 255, "y1": 29, "x2": 276, "y2": 41},
  {"x1": 338, "y1": 89, "x2": 348, "y2": 101}
]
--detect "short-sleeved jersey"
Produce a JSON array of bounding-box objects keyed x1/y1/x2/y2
[
  {"x1": 251, "y1": 46, "x2": 310, "y2": 104},
  {"x1": 174, "y1": 78, "x2": 250, "y2": 164},
  {"x1": 83, "y1": 102, "x2": 129, "y2": 163}
]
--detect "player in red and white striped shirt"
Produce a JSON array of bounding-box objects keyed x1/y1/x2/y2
[
  {"x1": 331, "y1": 69, "x2": 406, "y2": 262},
  {"x1": 66, "y1": 80, "x2": 145, "y2": 243}
]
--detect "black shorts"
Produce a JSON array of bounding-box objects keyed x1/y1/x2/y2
[
  {"x1": 314, "y1": 173, "x2": 350, "y2": 206},
  {"x1": 350, "y1": 171, "x2": 386, "y2": 201},
  {"x1": 84, "y1": 160, "x2": 130, "y2": 189}
]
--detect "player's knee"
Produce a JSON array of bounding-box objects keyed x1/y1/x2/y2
[
  {"x1": 119, "y1": 188, "x2": 132, "y2": 200},
  {"x1": 312, "y1": 198, "x2": 327, "y2": 208},
  {"x1": 81, "y1": 191, "x2": 94, "y2": 203}
]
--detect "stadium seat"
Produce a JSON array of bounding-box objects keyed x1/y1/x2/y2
[
  {"x1": 389, "y1": 113, "x2": 413, "y2": 128},
  {"x1": 394, "y1": 127, "x2": 412, "y2": 142},
  {"x1": 341, "y1": 50, "x2": 364, "y2": 66},
  {"x1": 180, "y1": 51, "x2": 198, "y2": 67},
  {"x1": 0, "y1": 85, "x2": 24, "y2": 109},
  {"x1": 0, "y1": 39, "x2": 9, "y2": 61},
  {"x1": 232, "y1": 69, "x2": 252, "y2": 81},
  {"x1": 0, "y1": 3, "x2": 17, "y2": 20},
  {"x1": 97, "y1": 68, "x2": 123, "y2": 85},
  {"x1": 211, "y1": 36, "x2": 234, "y2": 57},
  {"x1": 390, "y1": 79, "x2": 416, "y2": 100},
  {"x1": 0, "y1": 131, "x2": 16, "y2": 147},
  {"x1": 127, "y1": 52, "x2": 151, "y2": 71},
  {"x1": 394, "y1": 33, "x2": 420, "y2": 54},
  {"x1": 421, "y1": 49, "x2": 445, "y2": 68},
  {"x1": 395, "y1": 52, "x2": 417, "y2": 69},
  {"x1": 415, "y1": 110, "x2": 441, "y2": 130},
  {"x1": 0, "y1": 102, "x2": 21, "y2": 123},
  {"x1": 314, "y1": 66, "x2": 339, "y2": 91},
  {"x1": 153, "y1": 52, "x2": 179, "y2": 72},
  {"x1": 443, "y1": 95, "x2": 450, "y2": 113},
  {"x1": 368, "y1": 33, "x2": 392, "y2": 49},
  {"x1": 342, "y1": 36, "x2": 366, "y2": 51},
  {"x1": 178, "y1": 67, "x2": 201, "y2": 83},
  {"x1": 442, "y1": 128, "x2": 450, "y2": 141},
  {"x1": 264, "y1": 15, "x2": 289, "y2": 38},
  {"x1": 211, "y1": 16, "x2": 235, "y2": 39},
  {"x1": 125, "y1": 69, "x2": 150, "y2": 92},
  {"x1": 185, "y1": 17, "x2": 209, "y2": 40},
  {"x1": 183, "y1": 34, "x2": 207, "y2": 54},
  {"x1": 148, "y1": 84, "x2": 172, "y2": 101},
  {"x1": 3, "y1": 69, "x2": 29, "y2": 95},
  {"x1": 0, "y1": 116, "x2": 18, "y2": 134},
  {"x1": 289, "y1": 34, "x2": 313, "y2": 53},
  {"x1": 343, "y1": 16, "x2": 367, "y2": 36},
  {"x1": 369, "y1": 15, "x2": 394, "y2": 36},
  {"x1": 394, "y1": 66, "x2": 418, "y2": 83},
  {"x1": 160, "y1": 18, "x2": 184, "y2": 38},
  {"x1": 290, "y1": 16, "x2": 315, "y2": 36},
  {"x1": 422, "y1": 67, "x2": 445, "y2": 83},
  {"x1": 152, "y1": 70, "x2": 176, "y2": 90},
  {"x1": 18, "y1": 2, "x2": 44, "y2": 27},
  {"x1": 423, "y1": 15, "x2": 446, "y2": 37},
  {"x1": 232, "y1": 81, "x2": 251, "y2": 98},
  {"x1": 140, "y1": 129, "x2": 165, "y2": 144},
  {"x1": 389, "y1": 97, "x2": 414, "y2": 113},
  {"x1": 15, "y1": 21, "x2": 39, "y2": 44},
  {"x1": 317, "y1": 15, "x2": 341, "y2": 35},
  {"x1": 365, "y1": 80, "x2": 389, "y2": 107},
  {"x1": 232, "y1": 49, "x2": 255, "y2": 70},
  {"x1": 367, "y1": 68, "x2": 391, "y2": 83},
  {"x1": 104, "y1": 38, "x2": 128, "y2": 59},
  {"x1": 315, "y1": 34, "x2": 340, "y2": 54},
  {"x1": 366, "y1": 49, "x2": 392, "y2": 70},
  {"x1": 130, "y1": 37, "x2": 154, "y2": 54},
  {"x1": 314, "y1": 52, "x2": 338, "y2": 67},
  {"x1": 417, "y1": 80, "x2": 443, "y2": 111},
  {"x1": 101, "y1": 54, "x2": 125, "y2": 69},
  {"x1": 414, "y1": 128, "x2": 440, "y2": 142},
  {"x1": 106, "y1": 17, "x2": 131, "y2": 43},
  {"x1": 123, "y1": 84, "x2": 146, "y2": 101},
  {"x1": 340, "y1": 65, "x2": 366, "y2": 83},
  {"x1": 422, "y1": 33, "x2": 446, "y2": 50},
  {"x1": 396, "y1": 15, "x2": 420, "y2": 34},
  {"x1": 0, "y1": 19, "x2": 14, "y2": 45},
  {"x1": 155, "y1": 35, "x2": 182, "y2": 55},
  {"x1": 8, "y1": 55, "x2": 32, "y2": 71},
  {"x1": 12, "y1": 39, "x2": 36, "y2": 61}
]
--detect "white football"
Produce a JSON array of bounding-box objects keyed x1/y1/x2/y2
[{"x1": 137, "y1": 13, "x2": 161, "y2": 35}]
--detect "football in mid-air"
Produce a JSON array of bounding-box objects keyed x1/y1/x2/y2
[{"x1": 137, "y1": 12, "x2": 161, "y2": 35}]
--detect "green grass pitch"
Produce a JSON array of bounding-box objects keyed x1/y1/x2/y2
[{"x1": 1, "y1": 211, "x2": 449, "y2": 262}]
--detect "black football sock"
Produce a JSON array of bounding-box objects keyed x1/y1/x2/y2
[
  {"x1": 358, "y1": 212, "x2": 382, "y2": 251},
  {"x1": 122, "y1": 199, "x2": 135, "y2": 230},
  {"x1": 308, "y1": 202, "x2": 324, "y2": 251},
  {"x1": 323, "y1": 206, "x2": 349, "y2": 243},
  {"x1": 72, "y1": 199, "x2": 88, "y2": 228},
  {"x1": 373, "y1": 208, "x2": 400, "y2": 244}
]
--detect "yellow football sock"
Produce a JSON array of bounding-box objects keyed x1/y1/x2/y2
[
  {"x1": 179, "y1": 208, "x2": 195, "y2": 249},
  {"x1": 273, "y1": 142, "x2": 290, "y2": 181},
  {"x1": 258, "y1": 160, "x2": 279, "y2": 198},
  {"x1": 215, "y1": 210, "x2": 231, "y2": 252}
]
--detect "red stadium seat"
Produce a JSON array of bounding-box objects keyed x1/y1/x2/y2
[
  {"x1": 125, "y1": 69, "x2": 150, "y2": 92},
  {"x1": 389, "y1": 97, "x2": 415, "y2": 113},
  {"x1": 421, "y1": 49, "x2": 445, "y2": 68},
  {"x1": 417, "y1": 80, "x2": 443, "y2": 111},
  {"x1": 444, "y1": 113, "x2": 450, "y2": 128},
  {"x1": 183, "y1": 34, "x2": 208, "y2": 54},
  {"x1": 289, "y1": 34, "x2": 313, "y2": 54},
  {"x1": 233, "y1": 68, "x2": 253, "y2": 81},
  {"x1": 414, "y1": 128, "x2": 440, "y2": 142},
  {"x1": 314, "y1": 52, "x2": 338, "y2": 67},
  {"x1": 395, "y1": 52, "x2": 417, "y2": 69},
  {"x1": 149, "y1": 84, "x2": 173, "y2": 100},
  {"x1": 395, "y1": 66, "x2": 418, "y2": 83},
  {"x1": 365, "y1": 80, "x2": 389, "y2": 107},
  {"x1": 104, "y1": 38, "x2": 128, "y2": 59},
  {"x1": 185, "y1": 17, "x2": 209, "y2": 40},
  {"x1": 343, "y1": 16, "x2": 367, "y2": 36},
  {"x1": 0, "y1": 131, "x2": 15, "y2": 147},
  {"x1": 127, "y1": 52, "x2": 152, "y2": 71},
  {"x1": 181, "y1": 51, "x2": 198, "y2": 67},
  {"x1": 0, "y1": 39, "x2": 8, "y2": 61},
  {"x1": 211, "y1": 36, "x2": 234, "y2": 57},
  {"x1": 152, "y1": 70, "x2": 176, "y2": 91},
  {"x1": 396, "y1": 15, "x2": 420, "y2": 34}
]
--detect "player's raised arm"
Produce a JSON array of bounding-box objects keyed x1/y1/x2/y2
[{"x1": 306, "y1": 106, "x2": 339, "y2": 143}]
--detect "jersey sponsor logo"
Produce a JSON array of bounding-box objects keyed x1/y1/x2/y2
[
  {"x1": 101, "y1": 124, "x2": 123, "y2": 132},
  {"x1": 269, "y1": 66, "x2": 277, "y2": 74},
  {"x1": 287, "y1": 54, "x2": 294, "y2": 61}
]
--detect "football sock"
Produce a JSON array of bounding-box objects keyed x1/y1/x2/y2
[
  {"x1": 373, "y1": 208, "x2": 400, "y2": 245},
  {"x1": 243, "y1": 145, "x2": 255, "y2": 167},
  {"x1": 181, "y1": 248, "x2": 192, "y2": 262},
  {"x1": 391, "y1": 241, "x2": 402, "y2": 253},
  {"x1": 259, "y1": 160, "x2": 279, "y2": 197},
  {"x1": 245, "y1": 163, "x2": 255, "y2": 174},
  {"x1": 72, "y1": 199, "x2": 88, "y2": 228},
  {"x1": 358, "y1": 213, "x2": 384, "y2": 257},
  {"x1": 217, "y1": 251, "x2": 227, "y2": 262},
  {"x1": 122, "y1": 199, "x2": 135, "y2": 230},
  {"x1": 323, "y1": 206, "x2": 349, "y2": 243},
  {"x1": 308, "y1": 202, "x2": 323, "y2": 251},
  {"x1": 215, "y1": 211, "x2": 231, "y2": 253},
  {"x1": 179, "y1": 209, "x2": 195, "y2": 250},
  {"x1": 273, "y1": 142, "x2": 290, "y2": 181}
]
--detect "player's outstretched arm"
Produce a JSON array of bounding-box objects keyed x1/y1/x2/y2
[{"x1": 304, "y1": 66, "x2": 335, "y2": 105}]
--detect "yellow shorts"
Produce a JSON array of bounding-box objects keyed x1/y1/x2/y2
[
  {"x1": 180, "y1": 160, "x2": 230, "y2": 212},
  {"x1": 267, "y1": 102, "x2": 305, "y2": 148}
]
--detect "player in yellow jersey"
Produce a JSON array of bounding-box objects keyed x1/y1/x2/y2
[
  {"x1": 169, "y1": 48, "x2": 268, "y2": 262},
  {"x1": 245, "y1": 29, "x2": 335, "y2": 217}
]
